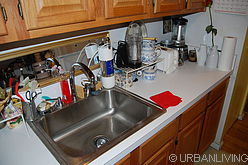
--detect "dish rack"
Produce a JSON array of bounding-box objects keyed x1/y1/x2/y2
[{"x1": 114, "y1": 57, "x2": 164, "y2": 88}]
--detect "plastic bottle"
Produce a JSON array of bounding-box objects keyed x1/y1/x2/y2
[{"x1": 60, "y1": 74, "x2": 72, "y2": 104}]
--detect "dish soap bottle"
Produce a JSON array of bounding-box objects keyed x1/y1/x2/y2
[{"x1": 60, "y1": 73, "x2": 72, "y2": 104}]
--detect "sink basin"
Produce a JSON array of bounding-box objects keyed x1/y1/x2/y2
[{"x1": 30, "y1": 87, "x2": 165, "y2": 165}]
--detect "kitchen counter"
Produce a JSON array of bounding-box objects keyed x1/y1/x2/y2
[{"x1": 0, "y1": 62, "x2": 231, "y2": 165}]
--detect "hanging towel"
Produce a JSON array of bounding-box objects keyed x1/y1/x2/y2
[{"x1": 150, "y1": 91, "x2": 182, "y2": 109}]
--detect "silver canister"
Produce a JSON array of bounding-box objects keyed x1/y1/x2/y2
[{"x1": 22, "y1": 101, "x2": 39, "y2": 121}]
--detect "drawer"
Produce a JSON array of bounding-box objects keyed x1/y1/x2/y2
[
  {"x1": 115, "y1": 153, "x2": 131, "y2": 165},
  {"x1": 179, "y1": 96, "x2": 207, "y2": 130},
  {"x1": 138, "y1": 118, "x2": 179, "y2": 164},
  {"x1": 207, "y1": 78, "x2": 229, "y2": 106},
  {"x1": 143, "y1": 139, "x2": 174, "y2": 165}
]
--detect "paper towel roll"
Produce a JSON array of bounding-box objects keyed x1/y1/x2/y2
[{"x1": 218, "y1": 36, "x2": 237, "y2": 71}]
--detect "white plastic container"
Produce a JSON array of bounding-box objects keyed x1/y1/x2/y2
[{"x1": 206, "y1": 45, "x2": 218, "y2": 69}]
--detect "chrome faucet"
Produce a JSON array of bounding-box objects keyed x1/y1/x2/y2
[{"x1": 69, "y1": 62, "x2": 96, "y2": 102}]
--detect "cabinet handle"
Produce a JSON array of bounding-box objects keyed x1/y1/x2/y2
[
  {"x1": 175, "y1": 138, "x2": 178, "y2": 145},
  {"x1": 17, "y1": 0, "x2": 24, "y2": 19},
  {"x1": 152, "y1": 0, "x2": 155, "y2": 7},
  {"x1": 0, "y1": 4, "x2": 7, "y2": 22}
]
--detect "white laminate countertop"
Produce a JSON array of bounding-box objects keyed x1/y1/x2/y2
[{"x1": 0, "y1": 62, "x2": 231, "y2": 165}]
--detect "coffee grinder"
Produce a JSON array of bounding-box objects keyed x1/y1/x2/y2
[{"x1": 171, "y1": 17, "x2": 188, "y2": 66}]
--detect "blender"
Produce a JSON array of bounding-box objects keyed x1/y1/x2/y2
[{"x1": 171, "y1": 17, "x2": 188, "y2": 66}]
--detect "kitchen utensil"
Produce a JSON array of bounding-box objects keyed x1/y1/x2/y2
[
  {"x1": 171, "y1": 17, "x2": 188, "y2": 46},
  {"x1": 125, "y1": 22, "x2": 143, "y2": 68},
  {"x1": 206, "y1": 45, "x2": 219, "y2": 68},
  {"x1": 25, "y1": 90, "x2": 40, "y2": 102},
  {"x1": 32, "y1": 61, "x2": 50, "y2": 79},
  {"x1": 188, "y1": 50, "x2": 197, "y2": 62},
  {"x1": 115, "y1": 41, "x2": 129, "y2": 68},
  {"x1": 135, "y1": 20, "x2": 148, "y2": 38},
  {"x1": 197, "y1": 44, "x2": 207, "y2": 66},
  {"x1": 143, "y1": 65, "x2": 157, "y2": 80},
  {"x1": 115, "y1": 72, "x2": 133, "y2": 88},
  {"x1": 169, "y1": 17, "x2": 189, "y2": 64},
  {"x1": 22, "y1": 101, "x2": 38, "y2": 122},
  {"x1": 142, "y1": 38, "x2": 157, "y2": 50},
  {"x1": 141, "y1": 47, "x2": 161, "y2": 64},
  {"x1": 171, "y1": 45, "x2": 188, "y2": 66}
]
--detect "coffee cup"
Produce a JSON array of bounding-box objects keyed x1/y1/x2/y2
[{"x1": 143, "y1": 65, "x2": 157, "y2": 80}]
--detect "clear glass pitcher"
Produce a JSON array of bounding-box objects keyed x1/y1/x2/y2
[{"x1": 125, "y1": 22, "x2": 142, "y2": 68}]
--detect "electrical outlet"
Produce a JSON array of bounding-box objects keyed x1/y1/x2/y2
[{"x1": 163, "y1": 17, "x2": 172, "y2": 34}]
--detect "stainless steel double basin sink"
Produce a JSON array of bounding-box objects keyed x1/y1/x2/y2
[{"x1": 29, "y1": 87, "x2": 165, "y2": 165}]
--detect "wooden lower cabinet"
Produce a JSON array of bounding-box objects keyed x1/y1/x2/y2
[
  {"x1": 139, "y1": 119, "x2": 179, "y2": 164},
  {"x1": 116, "y1": 79, "x2": 228, "y2": 165},
  {"x1": 115, "y1": 119, "x2": 178, "y2": 165},
  {"x1": 143, "y1": 139, "x2": 175, "y2": 165},
  {"x1": 198, "y1": 96, "x2": 225, "y2": 154},
  {"x1": 175, "y1": 113, "x2": 205, "y2": 164},
  {"x1": 115, "y1": 153, "x2": 131, "y2": 165}
]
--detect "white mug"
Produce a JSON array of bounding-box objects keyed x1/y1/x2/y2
[{"x1": 143, "y1": 65, "x2": 157, "y2": 80}]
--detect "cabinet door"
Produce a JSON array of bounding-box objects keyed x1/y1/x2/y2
[
  {"x1": 105, "y1": 0, "x2": 148, "y2": 19},
  {"x1": 0, "y1": 3, "x2": 8, "y2": 37},
  {"x1": 144, "y1": 139, "x2": 175, "y2": 165},
  {"x1": 0, "y1": 0, "x2": 29, "y2": 44},
  {"x1": 187, "y1": 0, "x2": 205, "y2": 9},
  {"x1": 154, "y1": 0, "x2": 185, "y2": 14},
  {"x1": 139, "y1": 119, "x2": 179, "y2": 164},
  {"x1": 198, "y1": 96, "x2": 225, "y2": 154},
  {"x1": 20, "y1": 0, "x2": 96, "y2": 30},
  {"x1": 176, "y1": 113, "x2": 204, "y2": 164}
]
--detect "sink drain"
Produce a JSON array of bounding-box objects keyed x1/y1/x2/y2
[{"x1": 94, "y1": 135, "x2": 109, "y2": 148}]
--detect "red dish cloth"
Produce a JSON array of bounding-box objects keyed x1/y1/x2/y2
[{"x1": 150, "y1": 91, "x2": 182, "y2": 109}]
